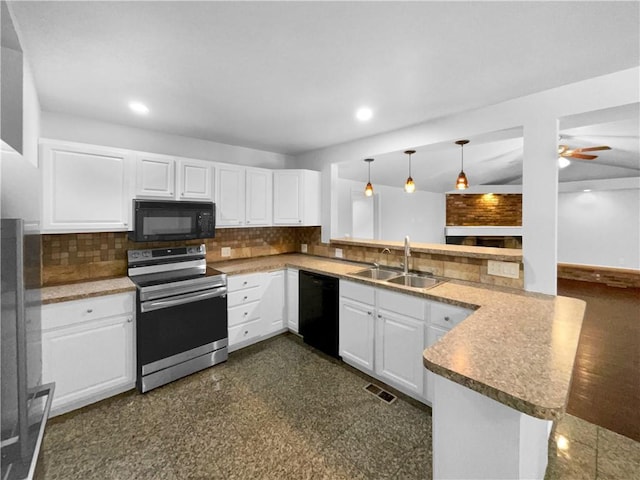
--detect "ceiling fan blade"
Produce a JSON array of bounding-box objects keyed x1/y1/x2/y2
[
  {"x1": 569, "y1": 153, "x2": 598, "y2": 160},
  {"x1": 575, "y1": 146, "x2": 611, "y2": 153}
]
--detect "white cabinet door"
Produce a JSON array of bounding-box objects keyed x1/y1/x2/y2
[
  {"x1": 216, "y1": 164, "x2": 245, "y2": 226},
  {"x1": 262, "y1": 270, "x2": 285, "y2": 334},
  {"x1": 425, "y1": 325, "x2": 449, "y2": 404},
  {"x1": 245, "y1": 167, "x2": 272, "y2": 226},
  {"x1": 286, "y1": 269, "x2": 299, "y2": 332},
  {"x1": 273, "y1": 170, "x2": 320, "y2": 225},
  {"x1": 42, "y1": 314, "x2": 134, "y2": 414},
  {"x1": 273, "y1": 171, "x2": 302, "y2": 225},
  {"x1": 135, "y1": 153, "x2": 175, "y2": 198},
  {"x1": 177, "y1": 158, "x2": 214, "y2": 201},
  {"x1": 339, "y1": 298, "x2": 375, "y2": 372},
  {"x1": 41, "y1": 141, "x2": 132, "y2": 232},
  {"x1": 375, "y1": 309, "x2": 425, "y2": 395}
]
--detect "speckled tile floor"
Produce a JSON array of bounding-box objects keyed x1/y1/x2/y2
[{"x1": 37, "y1": 334, "x2": 639, "y2": 480}]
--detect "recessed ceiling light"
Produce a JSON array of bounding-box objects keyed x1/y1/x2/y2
[
  {"x1": 356, "y1": 107, "x2": 373, "y2": 122},
  {"x1": 558, "y1": 157, "x2": 571, "y2": 169},
  {"x1": 583, "y1": 189, "x2": 592, "y2": 192},
  {"x1": 129, "y1": 101, "x2": 149, "y2": 115}
]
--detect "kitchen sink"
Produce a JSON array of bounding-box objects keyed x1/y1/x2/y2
[
  {"x1": 386, "y1": 274, "x2": 442, "y2": 289},
  {"x1": 351, "y1": 268, "x2": 401, "y2": 281}
]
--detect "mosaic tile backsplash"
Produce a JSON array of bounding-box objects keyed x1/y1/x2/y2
[{"x1": 42, "y1": 227, "x2": 321, "y2": 286}]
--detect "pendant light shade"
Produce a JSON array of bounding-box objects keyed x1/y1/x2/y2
[
  {"x1": 455, "y1": 140, "x2": 470, "y2": 190},
  {"x1": 404, "y1": 150, "x2": 416, "y2": 193},
  {"x1": 364, "y1": 158, "x2": 374, "y2": 197}
]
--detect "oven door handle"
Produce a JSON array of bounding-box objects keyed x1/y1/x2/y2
[{"x1": 141, "y1": 287, "x2": 227, "y2": 313}]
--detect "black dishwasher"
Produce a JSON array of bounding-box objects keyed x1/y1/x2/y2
[{"x1": 299, "y1": 270, "x2": 339, "y2": 358}]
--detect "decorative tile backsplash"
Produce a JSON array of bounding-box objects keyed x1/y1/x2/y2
[{"x1": 42, "y1": 227, "x2": 321, "y2": 286}]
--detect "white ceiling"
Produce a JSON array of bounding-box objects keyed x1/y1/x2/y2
[
  {"x1": 9, "y1": 1, "x2": 640, "y2": 155},
  {"x1": 336, "y1": 112, "x2": 640, "y2": 193}
]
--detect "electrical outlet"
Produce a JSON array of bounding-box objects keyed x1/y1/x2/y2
[
  {"x1": 301, "y1": 243, "x2": 308, "y2": 253},
  {"x1": 335, "y1": 248, "x2": 343, "y2": 258},
  {"x1": 487, "y1": 260, "x2": 520, "y2": 279},
  {"x1": 221, "y1": 247, "x2": 231, "y2": 257}
]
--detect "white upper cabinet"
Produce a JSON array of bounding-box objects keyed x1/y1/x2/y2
[
  {"x1": 216, "y1": 164, "x2": 246, "y2": 226},
  {"x1": 177, "y1": 158, "x2": 214, "y2": 201},
  {"x1": 136, "y1": 154, "x2": 214, "y2": 201},
  {"x1": 245, "y1": 167, "x2": 272, "y2": 226},
  {"x1": 41, "y1": 140, "x2": 133, "y2": 233},
  {"x1": 273, "y1": 170, "x2": 321, "y2": 226},
  {"x1": 135, "y1": 153, "x2": 176, "y2": 198}
]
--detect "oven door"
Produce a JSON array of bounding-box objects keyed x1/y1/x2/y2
[{"x1": 136, "y1": 286, "x2": 227, "y2": 391}]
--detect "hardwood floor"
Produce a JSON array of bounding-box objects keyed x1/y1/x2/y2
[{"x1": 558, "y1": 279, "x2": 640, "y2": 442}]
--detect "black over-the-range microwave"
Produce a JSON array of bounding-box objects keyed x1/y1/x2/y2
[{"x1": 129, "y1": 199, "x2": 216, "y2": 242}]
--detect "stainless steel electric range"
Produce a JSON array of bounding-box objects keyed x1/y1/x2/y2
[{"x1": 127, "y1": 244, "x2": 228, "y2": 393}]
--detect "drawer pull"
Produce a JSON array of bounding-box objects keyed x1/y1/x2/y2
[
  {"x1": 244, "y1": 312, "x2": 248, "y2": 316},
  {"x1": 367, "y1": 311, "x2": 372, "y2": 315},
  {"x1": 377, "y1": 314, "x2": 382, "y2": 318},
  {"x1": 86, "y1": 309, "x2": 93, "y2": 313},
  {"x1": 243, "y1": 281, "x2": 248, "y2": 286},
  {"x1": 127, "y1": 317, "x2": 133, "y2": 323},
  {"x1": 244, "y1": 330, "x2": 249, "y2": 336},
  {"x1": 444, "y1": 316, "x2": 450, "y2": 322},
  {"x1": 243, "y1": 296, "x2": 248, "y2": 300}
]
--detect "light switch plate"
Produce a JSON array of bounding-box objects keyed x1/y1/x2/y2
[
  {"x1": 221, "y1": 247, "x2": 231, "y2": 257},
  {"x1": 335, "y1": 248, "x2": 343, "y2": 258},
  {"x1": 301, "y1": 243, "x2": 308, "y2": 253},
  {"x1": 487, "y1": 260, "x2": 519, "y2": 279}
]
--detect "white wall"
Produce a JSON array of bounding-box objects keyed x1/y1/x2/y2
[
  {"x1": 558, "y1": 188, "x2": 640, "y2": 270},
  {"x1": 41, "y1": 111, "x2": 293, "y2": 169},
  {"x1": 297, "y1": 68, "x2": 640, "y2": 294},
  {"x1": 336, "y1": 178, "x2": 445, "y2": 243}
]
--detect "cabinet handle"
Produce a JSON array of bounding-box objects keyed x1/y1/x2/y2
[
  {"x1": 127, "y1": 317, "x2": 133, "y2": 323},
  {"x1": 247, "y1": 221, "x2": 250, "y2": 224},
  {"x1": 444, "y1": 316, "x2": 450, "y2": 322},
  {"x1": 243, "y1": 296, "x2": 248, "y2": 300},
  {"x1": 367, "y1": 311, "x2": 372, "y2": 315},
  {"x1": 123, "y1": 223, "x2": 128, "y2": 226},
  {"x1": 169, "y1": 192, "x2": 173, "y2": 195},
  {"x1": 298, "y1": 220, "x2": 302, "y2": 223},
  {"x1": 377, "y1": 314, "x2": 381, "y2": 318},
  {"x1": 243, "y1": 281, "x2": 248, "y2": 286},
  {"x1": 244, "y1": 330, "x2": 249, "y2": 336},
  {"x1": 244, "y1": 312, "x2": 248, "y2": 316},
  {"x1": 86, "y1": 309, "x2": 93, "y2": 313}
]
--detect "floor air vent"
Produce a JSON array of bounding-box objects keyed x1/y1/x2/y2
[{"x1": 364, "y1": 383, "x2": 397, "y2": 404}]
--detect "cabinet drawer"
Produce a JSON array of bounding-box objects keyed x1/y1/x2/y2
[
  {"x1": 228, "y1": 301, "x2": 261, "y2": 327},
  {"x1": 340, "y1": 280, "x2": 375, "y2": 305},
  {"x1": 228, "y1": 318, "x2": 263, "y2": 346},
  {"x1": 377, "y1": 289, "x2": 426, "y2": 321},
  {"x1": 430, "y1": 302, "x2": 472, "y2": 330},
  {"x1": 42, "y1": 292, "x2": 134, "y2": 330},
  {"x1": 227, "y1": 273, "x2": 263, "y2": 292},
  {"x1": 228, "y1": 287, "x2": 262, "y2": 308}
]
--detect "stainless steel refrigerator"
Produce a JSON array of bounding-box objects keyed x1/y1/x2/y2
[{"x1": 1, "y1": 218, "x2": 54, "y2": 480}]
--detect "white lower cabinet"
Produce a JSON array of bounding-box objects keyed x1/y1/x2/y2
[
  {"x1": 227, "y1": 269, "x2": 287, "y2": 352},
  {"x1": 41, "y1": 292, "x2": 135, "y2": 416},
  {"x1": 375, "y1": 309, "x2": 425, "y2": 396},
  {"x1": 339, "y1": 298, "x2": 375, "y2": 372},
  {"x1": 286, "y1": 268, "x2": 299, "y2": 333},
  {"x1": 339, "y1": 279, "x2": 471, "y2": 405}
]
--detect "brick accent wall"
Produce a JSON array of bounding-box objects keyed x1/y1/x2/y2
[
  {"x1": 446, "y1": 194, "x2": 522, "y2": 226},
  {"x1": 41, "y1": 226, "x2": 321, "y2": 286}
]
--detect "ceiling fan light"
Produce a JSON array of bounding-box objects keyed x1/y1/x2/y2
[
  {"x1": 558, "y1": 157, "x2": 571, "y2": 169},
  {"x1": 404, "y1": 177, "x2": 415, "y2": 193},
  {"x1": 455, "y1": 171, "x2": 468, "y2": 190},
  {"x1": 364, "y1": 182, "x2": 374, "y2": 197}
]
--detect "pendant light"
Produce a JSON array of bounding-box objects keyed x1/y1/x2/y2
[
  {"x1": 364, "y1": 158, "x2": 374, "y2": 197},
  {"x1": 455, "y1": 140, "x2": 470, "y2": 190},
  {"x1": 404, "y1": 150, "x2": 416, "y2": 193}
]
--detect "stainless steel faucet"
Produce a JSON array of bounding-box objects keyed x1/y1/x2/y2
[{"x1": 403, "y1": 236, "x2": 411, "y2": 274}]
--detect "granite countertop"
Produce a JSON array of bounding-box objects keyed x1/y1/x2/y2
[
  {"x1": 330, "y1": 237, "x2": 523, "y2": 261},
  {"x1": 41, "y1": 277, "x2": 136, "y2": 305},
  {"x1": 211, "y1": 253, "x2": 585, "y2": 420}
]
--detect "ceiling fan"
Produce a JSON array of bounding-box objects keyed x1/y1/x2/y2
[{"x1": 557, "y1": 144, "x2": 611, "y2": 160}]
